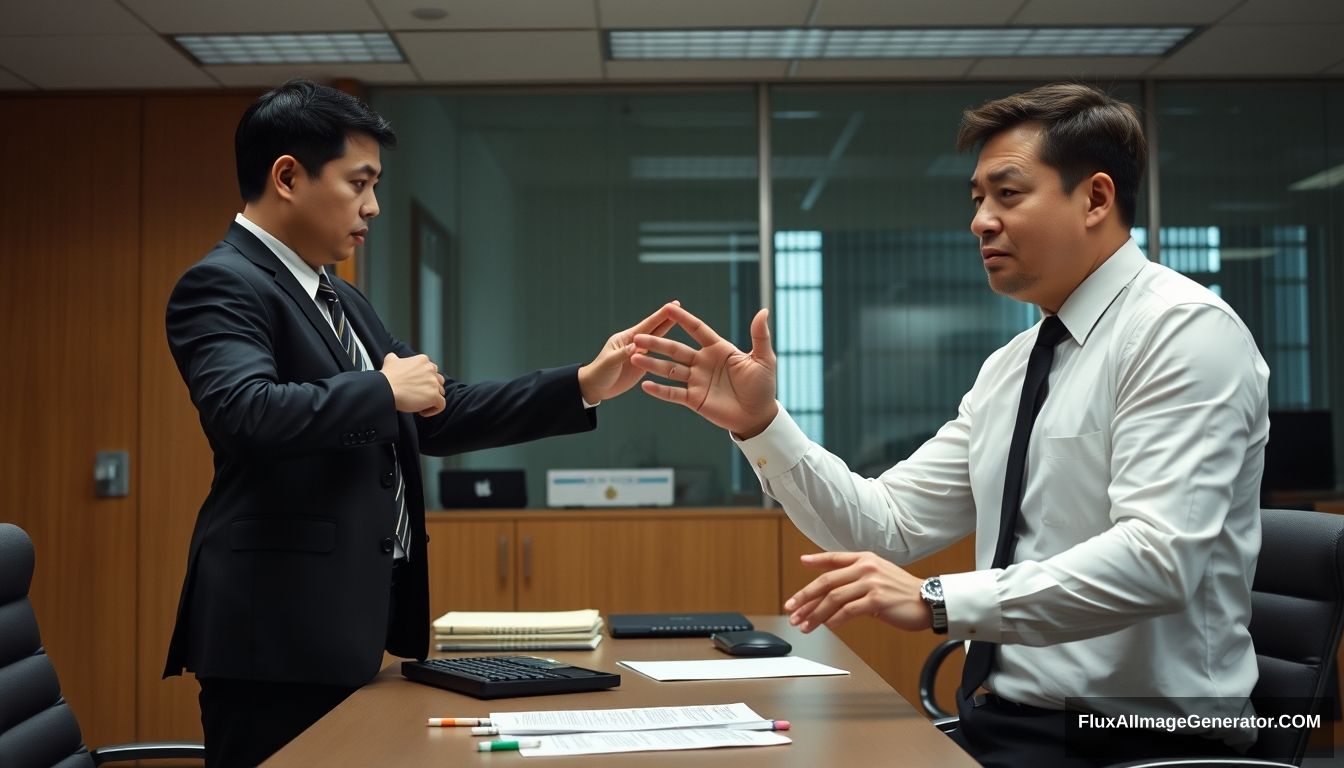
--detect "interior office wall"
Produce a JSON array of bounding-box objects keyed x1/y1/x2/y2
[
  {"x1": 368, "y1": 89, "x2": 763, "y2": 508},
  {"x1": 0, "y1": 96, "x2": 142, "y2": 749},
  {"x1": 0, "y1": 91, "x2": 253, "y2": 747},
  {"x1": 136, "y1": 94, "x2": 253, "y2": 742},
  {"x1": 1155, "y1": 82, "x2": 1344, "y2": 486}
]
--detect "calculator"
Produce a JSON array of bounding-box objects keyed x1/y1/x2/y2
[{"x1": 401, "y1": 656, "x2": 620, "y2": 699}]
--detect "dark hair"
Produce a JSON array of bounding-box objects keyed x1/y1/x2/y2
[
  {"x1": 235, "y1": 79, "x2": 396, "y2": 202},
  {"x1": 956, "y1": 83, "x2": 1146, "y2": 226}
]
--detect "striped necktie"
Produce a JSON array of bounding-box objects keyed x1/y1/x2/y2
[{"x1": 317, "y1": 272, "x2": 411, "y2": 561}]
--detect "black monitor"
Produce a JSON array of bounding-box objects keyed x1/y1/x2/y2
[{"x1": 1262, "y1": 410, "x2": 1335, "y2": 493}]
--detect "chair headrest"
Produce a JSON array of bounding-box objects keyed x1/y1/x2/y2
[{"x1": 0, "y1": 524, "x2": 36, "y2": 604}]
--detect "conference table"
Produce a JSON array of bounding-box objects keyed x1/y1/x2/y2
[{"x1": 263, "y1": 616, "x2": 978, "y2": 767}]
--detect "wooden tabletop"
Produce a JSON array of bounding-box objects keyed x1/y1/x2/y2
[{"x1": 263, "y1": 616, "x2": 978, "y2": 767}]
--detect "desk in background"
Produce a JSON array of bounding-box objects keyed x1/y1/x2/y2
[{"x1": 263, "y1": 616, "x2": 977, "y2": 767}]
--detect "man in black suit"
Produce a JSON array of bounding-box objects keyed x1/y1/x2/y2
[{"x1": 163, "y1": 80, "x2": 672, "y2": 767}]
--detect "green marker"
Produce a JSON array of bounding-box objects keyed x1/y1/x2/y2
[{"x1": 477, "y1": 739, "x2": 542, "y2": 752}]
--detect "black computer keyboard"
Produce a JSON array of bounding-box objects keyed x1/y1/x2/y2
[{"x1": 401, "y1": 656, "x2": 620, "y2": 699}]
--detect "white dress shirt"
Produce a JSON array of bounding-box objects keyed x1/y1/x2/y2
[{"x1": 737, "y1": 239, "x2": 1269, "y2": 747}]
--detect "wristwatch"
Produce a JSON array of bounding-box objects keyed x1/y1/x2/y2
[{"x1": 920, "y1": 576, "x2": 948, "y2": 634}]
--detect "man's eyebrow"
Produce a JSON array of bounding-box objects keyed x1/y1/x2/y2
[
  {"x1": 968, "y1": 165, "x2": 1026, "y2": 189},
  {"x1": 352, "y1": 163, "x2": 381, "y2": 178}
]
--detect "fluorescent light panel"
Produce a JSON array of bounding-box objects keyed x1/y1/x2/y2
[
  {"x1": 175, "y1": 33, "x2": 403, "y2": 65},
  {"x1": 607, "y1": 27, "x2": 1193, "y2": 59}
]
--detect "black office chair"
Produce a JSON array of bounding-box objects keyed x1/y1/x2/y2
[
  {"x1": 918, "y1": 508, "x2": 1344, "y2": 768},
  {"x1": 0, "y1": 522, "x2": 205, "y2": 766}
]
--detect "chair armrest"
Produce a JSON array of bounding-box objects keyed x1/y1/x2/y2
[
  {"x1": 1105, "y1": 758, "x2": 1297, "y2": 767},
  {"x1": 931, "y1": 715, "x2": 960, "y2": 733},
  {"x1": 919, "y1": 639, "x2": 964, "y2": 719},
  {"x1": 90, "y1": 742, "x2": 205, "y2": 765}
]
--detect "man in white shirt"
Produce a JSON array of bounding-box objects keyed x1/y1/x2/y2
[{"x1": 631, "y1": 83, "x2": 1269, "y2": 766}]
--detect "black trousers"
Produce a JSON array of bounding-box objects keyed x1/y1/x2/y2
[
  {"x1": 947, "y1": 692, "x2": 1242, "y2": 768},
  {"x1": 198, "y1": 677, "x2": 359, "y2": 767}
]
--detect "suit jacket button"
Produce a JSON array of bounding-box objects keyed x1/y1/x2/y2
[
  {"x1": 381, "y1": 471, "x2": 395, "y2": 488},
  {"x1": 381, "y1": 537, "x2": 394, "y2": 553}
]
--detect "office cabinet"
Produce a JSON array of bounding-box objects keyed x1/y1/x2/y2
[
  {"x1": 426, "y1": 509, "x2": 782, "y2": 620},
  {"x1": 516, "y1": 515, "x2": 780, "y2": 614},
  {"x1": 425, "y1": 520, "x2": 515, "y2": 619}
]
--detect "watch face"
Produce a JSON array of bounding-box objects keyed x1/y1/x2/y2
[{"x1": 922, "y1": 577, "x2": 943, "y2": 602}]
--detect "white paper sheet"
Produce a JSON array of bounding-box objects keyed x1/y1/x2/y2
[
  {"x1": 488, "y1": 702, "x2": 765, "y2": 735},
  {"x1": 617, "y1": 656, "x2": 849, "y2": 681},
  {"x1": 517, "y1": 728, "x2": 791, "y2": 757}
]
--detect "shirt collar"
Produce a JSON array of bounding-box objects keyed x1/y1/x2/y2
[
  {"x1": 234, "y1": 213, "x2": 329, "y2": 300},
  {"x1": 1051, "y1": 238, "x2": 1149, "y2": 346}
]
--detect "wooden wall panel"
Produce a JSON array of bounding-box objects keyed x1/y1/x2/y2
[
  {"x1": 781, "y1": 520, "x2": 975, "y2": 717},
  {"x1": 0, "y1": 97, "x2": 142, "y2": 747},
  {"x1": 137, "y1": 94, "x2": 253, "y2": 742}
]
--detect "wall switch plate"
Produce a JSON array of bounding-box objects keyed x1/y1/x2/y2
[{"x1": 94, "y1": 450, "x2": 129, "y2": 498}]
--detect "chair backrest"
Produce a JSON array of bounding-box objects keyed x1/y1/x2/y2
[
  {"x1": 0, "y1": 523, "x2": 94, "y2": 768},
  {"x1": 1246, "y1": 508, "x2": 1344, "y2": 763}
]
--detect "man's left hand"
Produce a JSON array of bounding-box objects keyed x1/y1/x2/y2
[
  {"x1": 785, "y1": 551, "x2": 933, "y2": 633},
  {"x1": 577, "y1": 301, "x2": 679, "y2": 404}
]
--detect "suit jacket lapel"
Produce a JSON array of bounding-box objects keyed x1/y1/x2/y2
[{"x1": 223, "y1": 222, "x2": 353, "y2": 372}]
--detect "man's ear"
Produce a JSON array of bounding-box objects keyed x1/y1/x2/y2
[
  {"x1": 271, "y1": 155, "x2": 301, "y2": 201},
  {"x1": 1083, "y1": 172, "x2": 1116, "y2": 229}
]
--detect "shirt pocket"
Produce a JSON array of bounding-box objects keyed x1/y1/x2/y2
[{"x1": 1039, "y1": 430, "x2": 1110, "y2": 531}]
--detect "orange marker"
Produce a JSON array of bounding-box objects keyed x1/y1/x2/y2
[{"x1": 427, "y1": 717, "x2": 491, "y2": 727}]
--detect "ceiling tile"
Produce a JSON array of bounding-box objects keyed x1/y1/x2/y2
[
  {"x1": 0, "y1": 35, "x2": 217, "y2": 89},
  {"x1": 0, "y1": 67, "x2": 36, "y2": 90},
  {"x1": 966, "y1": 56, "x2": 1160, "y2": 79},
  {"x1": 791, "y1": 59, "x2": 978, "y2": 79},
  {"x1": 398, "y1": 30, "x2": 603, "y2": 81},
  {"x1": 1327, "y1": 58, "x2": 1344, "y2": 76},
  {"x1": 372, "y1": 0, "x2": 596, "y2": 30},
  {"x1": 605, "y1": 60, "x2": 788, "y2": 80},
  {"x1": 815, "y1": 0, "x2": 1022, "y2": 26},
  {"x1": 2, "y1": 0, "x2": 154, "y2": 35},
  {"x1": 1221, "y1": 0, "x2": 1344, "y2": 24},
  {"x1": 1149, "y1": 24, "x2": 1344, "y2": 76},
  {"x1": 1011, "y1": 0, "x2": 1240, "y2": 25},
  {"x1": 119, "y1": 0, "x2": 382, "y2": 33},
  {"x1": 205, "y1": 63, "x2": 420, "y2": 87},
  {"x1": 598, "y1": 0, "x2": 814, "y2": 28}
]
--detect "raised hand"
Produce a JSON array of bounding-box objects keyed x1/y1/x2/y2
[
  {"x1": 631, "y1": 304, "x2": 778, "y2": 439},
  {"x1": 576, "y1": 302, "x2": 679, "y2": 404}
]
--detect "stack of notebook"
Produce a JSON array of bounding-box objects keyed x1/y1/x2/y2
[{"x1": 433, "y1": 609, "x2": 604, "y2": 652}]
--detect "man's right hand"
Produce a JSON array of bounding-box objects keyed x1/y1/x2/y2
[
  {"x1": 380, "y1": 353, "x2": 447, "y2": 417},
  {"x1": 631, "y1": 304, "x2": 778, "y2": 439}
]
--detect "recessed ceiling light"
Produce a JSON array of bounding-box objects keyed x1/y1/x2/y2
[
  {"x1": 174, "y1": 32, "x2": 404, "y2": 65},
  {"x1": 606, "y1": 27, "x2": 1195, "y2": 60},
  {"x1": 411, "y1": 8, "x2": 449, "y2": 21}
]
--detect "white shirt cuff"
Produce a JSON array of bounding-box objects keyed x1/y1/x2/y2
[
  {"x1": 582, "y1": 397, "x2": 598, "y2": 409},
  {"x1": 940, "y1": 568, "x2": 1003, "y2": 643},
  {"x1": 731, "y1": 403, "x2": 809, "y2": 480}
]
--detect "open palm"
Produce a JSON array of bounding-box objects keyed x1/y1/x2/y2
[{"x1": 632, "y1": 305, "x2": 779, "y2": 438}]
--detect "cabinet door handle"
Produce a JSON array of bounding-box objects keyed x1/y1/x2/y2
[
  {"x1": 522, "y1": 535, "x2": 533, "y2": 584},
  {"x1": 498, "y1": 535, "x2": 509, "y2": 587}
]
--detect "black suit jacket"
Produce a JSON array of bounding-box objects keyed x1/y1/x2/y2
[{"x1": 163, "y1": 222, "x2": 595, "y2": 687}]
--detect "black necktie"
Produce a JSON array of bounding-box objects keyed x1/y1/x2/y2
[
  {"x1": 960, "y1": 315, "x2": 1070, "y2": 700},
  {"x1": 317, "y1": 272, "x2": 412, "y2": 561}
]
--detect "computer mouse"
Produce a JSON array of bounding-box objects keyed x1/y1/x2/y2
[{"x1": 711, "y1": 630, "x2": 792, "y2": 657}]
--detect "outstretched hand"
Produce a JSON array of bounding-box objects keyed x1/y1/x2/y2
[
  {"x1": 630, "y1": 304, "x2": 778, "y2": 439},
  {"x1": 576, "y1": 302, "x2": 679, "y2": 404}
]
